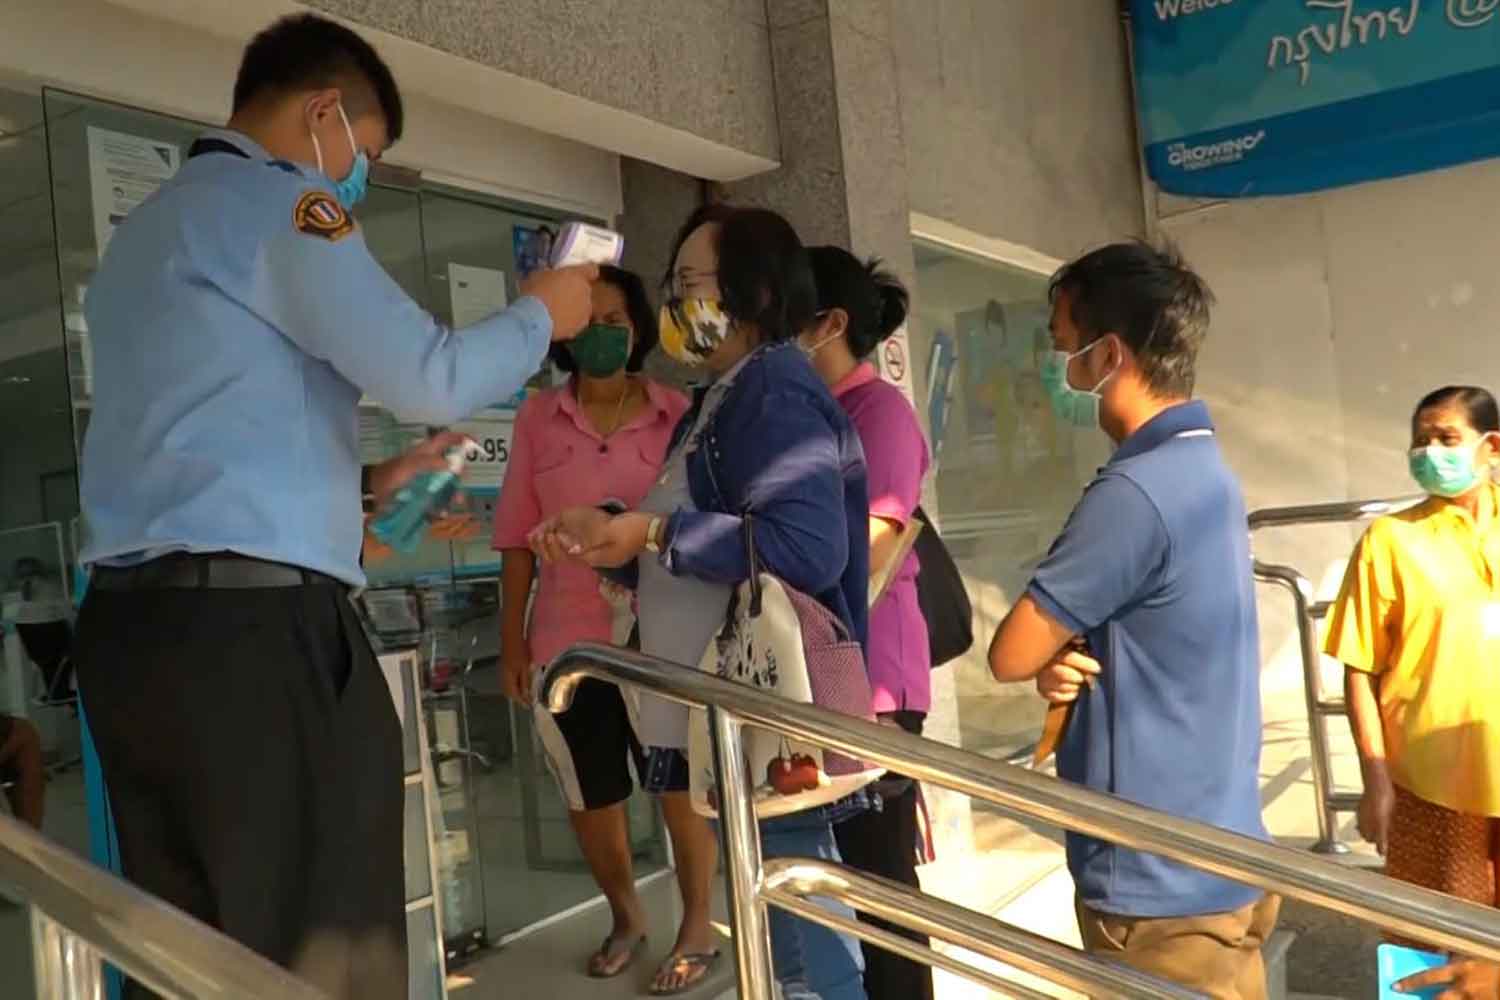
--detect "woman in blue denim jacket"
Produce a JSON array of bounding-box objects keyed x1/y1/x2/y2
[{"x1": 533, "y1": 204, "x2": 871, "y2": 1000}]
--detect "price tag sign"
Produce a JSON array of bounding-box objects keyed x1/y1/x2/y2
[{"x1": 452, "y1": 410, "x2": 515, "y2": 488}]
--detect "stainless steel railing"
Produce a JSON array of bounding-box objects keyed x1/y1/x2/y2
[
  {"x1": 0, "y1": 811, "x2": 326, "y2": 999},
  {"x1": 544, "y1": 642, "x2": 1500, "y2": 999},
  {"x1": 1248, "y1": 495, "x2": 1423, "y2": 853},
  {"x1": 760, "y1": 860, "x2": 1193, "y2": 999}
]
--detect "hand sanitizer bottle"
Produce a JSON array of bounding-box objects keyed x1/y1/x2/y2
[{"x1": 370, "y1": 446, "x2": 469, "y2": 554}]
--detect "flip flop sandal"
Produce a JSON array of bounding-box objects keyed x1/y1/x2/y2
[
  {"x1": 648, "y1": 950, "x2": 722, "y2": 996},
  {"x1": 586, "y1": 934, "x2": 647, "y2": 979}
]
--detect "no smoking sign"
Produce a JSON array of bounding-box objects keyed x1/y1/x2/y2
[
  {"x1": 879, "y1": 328, "x2": 916, "y2": 405},
  {"x1": 883, "y1": 337, "x2": 907, "y2": 381}
]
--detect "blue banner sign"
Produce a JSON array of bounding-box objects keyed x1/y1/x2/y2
[{"x1": 1129, "y1": 0, "x2": 1500, "y2": 196}]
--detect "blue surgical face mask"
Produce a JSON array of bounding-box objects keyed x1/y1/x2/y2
[
  {"x1": 1409, "y1": 441, "x2": 1486, "y2": 498},
  {"x1": 311, "y1": 103, "x2": 369, "y2": 210},
  {"x1": 1039, "y1": 337, "x2": 1116, "y2": 429}
]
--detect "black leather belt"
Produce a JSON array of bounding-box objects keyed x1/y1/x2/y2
[{"x1": 91, "y1": 554, "x2": 344, "y2": 591}]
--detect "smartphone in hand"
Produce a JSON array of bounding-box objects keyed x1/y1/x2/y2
[{"x1": 1379, "y1": 944, "x2": 1447, "y2": 999}]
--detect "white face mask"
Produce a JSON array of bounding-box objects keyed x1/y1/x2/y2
[
  {"x1": 801, "y1": 330, "x2": 842, "y2": 358},
  {"x1": 801, "y1": 312, "x2": 844, "y2": 359}
]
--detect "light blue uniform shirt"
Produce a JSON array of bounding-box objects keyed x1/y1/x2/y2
[{"x1": 80, "y1": 129, "x2": 553, "y2": 585}]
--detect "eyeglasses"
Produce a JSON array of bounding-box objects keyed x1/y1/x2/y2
[{"x1": 670, "y1": 269, "x2": 719, "y2": 299}]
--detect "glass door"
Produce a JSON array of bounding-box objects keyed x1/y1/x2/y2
[
  {"x1": 409, "y1": 186, "x2": 668, "y2": 942},
  {"x1": 0, "y1": 83, "x2": 86, "y2": 854}
]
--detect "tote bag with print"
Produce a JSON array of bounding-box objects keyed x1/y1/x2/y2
[{"x1": 687, "y1": 518, "x2": 884, "y2": 819}]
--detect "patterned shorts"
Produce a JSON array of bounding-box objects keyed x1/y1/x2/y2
[{"x1": 1386, "y1": 785, "x2": 1500, "y2": 908}]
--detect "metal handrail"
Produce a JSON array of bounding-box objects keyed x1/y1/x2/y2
[
  {"x1": 543, "y1": 642, "x2": 1500, "y2": 999},
  {"x1": 761, "y1": 860, "x2": 1197, "y2": 999},
  {"x1": 0, "y1": 812, "x2": 326, "y2": 999},
  {"x1": 1247, "y1": 495, "x2": 1423, "y2": 531},
  {"x1": 1247, "y1": 494, "x2": 1423, "y2": 852}
]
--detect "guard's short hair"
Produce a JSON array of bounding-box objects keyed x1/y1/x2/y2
[{"x1": 233, "y1": 14, "x2": 404, "y2": 143}]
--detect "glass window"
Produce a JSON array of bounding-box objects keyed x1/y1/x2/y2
[
  {"x1": 406, "y1": 904, "x2": 443, "y2": 1000},
  {"x1": 0, "y1": 84, "x2": 85, "y2": 805},
  {"x1": 0, "y1": 85, "x2": 72, "y2": 542},
  {"x1": 405, "y1": 780, "x2": 433, "y2": 904},
  {"x1": 358, "y1": 186, "x2": 566, "y2": 590},
  {"x1": 910, "y1": 238, "x2": 1110, "y2": 753}
]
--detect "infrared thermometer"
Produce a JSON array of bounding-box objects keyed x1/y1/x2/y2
[{"x1": 550, "y1": 222, "x2": 624, "y2": 269}]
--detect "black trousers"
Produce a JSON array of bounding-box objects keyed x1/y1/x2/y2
[
  {"x1": 834, "y1": 710, "x2": 934, "y2": 1000},
  {"x1": 539, "y1": 677, "x2": 646, "y2": 811},
  {"x1": 73, "y1": 582, "x2": 406, "y2": 1000}
]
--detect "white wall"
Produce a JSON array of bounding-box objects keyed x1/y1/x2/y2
[
  {"x1": 1164, "y1": 157, "x2": 1500, "y2": 690},
  {"x1": 2, "y1": 0, "x2": 625, "y2": 219}
]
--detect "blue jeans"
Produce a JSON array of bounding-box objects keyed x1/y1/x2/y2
[{"x1": 759, "y1": 810, "x2": 868, "y2": 1000}]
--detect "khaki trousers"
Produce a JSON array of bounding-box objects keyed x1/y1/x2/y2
[{"x1": 1076, "y1": 894, "x2": 1282, "y2": 1000}]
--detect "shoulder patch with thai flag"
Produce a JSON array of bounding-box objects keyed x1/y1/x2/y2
[{"x1": 292, "y1": 190, "x2": 354, "y2": 242}]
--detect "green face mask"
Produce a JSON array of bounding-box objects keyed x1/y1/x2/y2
[
  {"x1": 1409, "y1": 442, "x2": 1483, "y2": 498},
  {"x1": 567, "y1": 324, "x2": 632, "y2": 378}
]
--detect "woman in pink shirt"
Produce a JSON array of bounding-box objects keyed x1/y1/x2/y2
[
  {"x1": 492, "y1": 266, "x2": 715, "y2": 989},
  {"x1": 802, "y1": 246, "x2": 934, "y2": 1000}
]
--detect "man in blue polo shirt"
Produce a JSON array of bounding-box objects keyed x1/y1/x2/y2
[{"x1": 988, "y1": 242, "x2": 1277, "y2": 999}]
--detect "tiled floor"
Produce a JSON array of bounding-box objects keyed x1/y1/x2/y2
[
  {"x1": 451, "y1": 753, "x2": 667, "y2": 943},
  {"x1": 443, "y1": 692, "x2": 669, "y2": 943},
  {"x1": 925, "y1": 674, "x2": 1384, "y2": 1000},
  {"x1": 451, "y1": 871, "x2": 734, "y2": 1000}
]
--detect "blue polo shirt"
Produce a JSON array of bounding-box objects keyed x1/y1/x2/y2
[{"x1": 1028, "y1": 401, "x2": 1268, "y2": 918}]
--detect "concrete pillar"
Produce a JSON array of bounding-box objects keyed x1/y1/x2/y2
[{"x1": 617, "y1": 157, "x2": 705, "y2": 290}]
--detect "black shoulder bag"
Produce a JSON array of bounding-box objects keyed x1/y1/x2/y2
[{"x1": 911, "y1": 506, "x2": 973, "y2": 668}]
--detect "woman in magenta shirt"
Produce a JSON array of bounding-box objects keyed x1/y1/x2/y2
[
  {"x1": 493, "y1": 265, "x2": 717, "y2": 990},
  {"x1": 802, "y1": 246, "x2": 934, "y2": 1000}
]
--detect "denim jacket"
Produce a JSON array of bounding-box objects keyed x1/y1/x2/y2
[
  {"x1": 625, "y1": 343, "x2": 872, "y2": 822},
  {"x1": 656, "y1": 342, "x2": 870, "y2": 651}
]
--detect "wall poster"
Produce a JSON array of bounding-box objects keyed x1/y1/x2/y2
[{"x1": 86, "y1": 126, "x2": 180, "y2": 259}]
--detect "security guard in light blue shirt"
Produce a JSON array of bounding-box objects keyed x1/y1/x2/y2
[
  {"x1": 80, "y1": 125, "x2": 564, "y2": 584},
  {"x1": 70, "y1": 14, "x2": 595, "y2": 1000}
]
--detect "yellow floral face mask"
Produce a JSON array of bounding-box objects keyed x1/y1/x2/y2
[{"x1": 659, "y1": 298, "x2": 732, "y2": 367}]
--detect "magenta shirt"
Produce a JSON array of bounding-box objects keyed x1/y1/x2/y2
[
  {"x1": 833, "y1": 362, "x2": 932, "y2": 713},
  {"x1": 492, "y1": 378, "x2": 690, "y2": 665}
]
